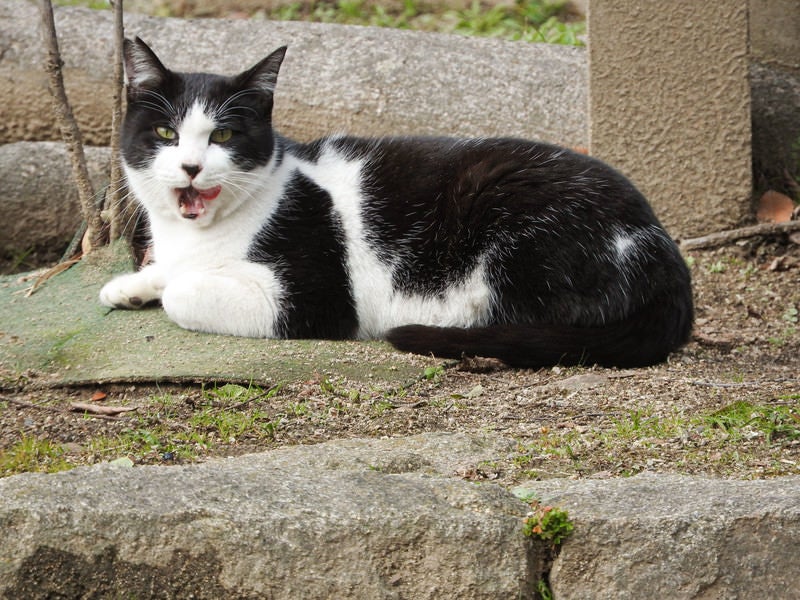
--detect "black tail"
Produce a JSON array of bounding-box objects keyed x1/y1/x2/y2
[{"x1": 385, "y1": 301, "x2": 693, "y2": 369}]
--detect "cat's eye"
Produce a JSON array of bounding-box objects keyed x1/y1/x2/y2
[
  {"x1": 155, "y1": 126, "x2": 177, "y2": 140},
  {"x1": 210, "y1": 128, "x2": 233, "y2": 144}
]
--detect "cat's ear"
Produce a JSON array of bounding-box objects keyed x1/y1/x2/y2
[
  {"x1": 123, "y1": 37, "x2": 170, "y2": 91},
  {"x1": 235, "y1": 46, "x2": 287, "y2": 95}
]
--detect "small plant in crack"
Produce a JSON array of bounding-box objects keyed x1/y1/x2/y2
[{"x1": 523, "y1": 501, "x2": 574, "y2": 546}]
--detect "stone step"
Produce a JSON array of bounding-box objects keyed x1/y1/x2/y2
[{"x1": 1, "y1": 433, "x2": 798, "y2": 599}]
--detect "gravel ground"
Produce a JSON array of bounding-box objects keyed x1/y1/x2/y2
[{"x1": 1, "y1": 238, "x2": 798, "y2": 482}]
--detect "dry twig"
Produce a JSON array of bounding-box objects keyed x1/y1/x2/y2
[
  {"x1": 38, "y1": 0, "x2": 105, "y2": 251},
  {"x1": 680, "y1": 221, "x2": 800, "y2": 251},
  {"x1": 105, "y1": 0, "x2": 127, "y2": 241}
]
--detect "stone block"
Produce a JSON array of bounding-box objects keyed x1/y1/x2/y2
[
  {"x1": 0, "y1": 433, "x2": 539, "y2": 599},
  {"x1": 529, "y1": 473, "x2": 800, "y2": 599},
  {"x1": 0, "y1": 142, "x2": 110, "y2": 263},
  {"x1": 0, "y1": 0, "x2": 587, "y2": 147}
]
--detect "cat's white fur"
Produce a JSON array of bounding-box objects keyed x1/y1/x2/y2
[{"x1": 100, "y1": 102, "x2": 494, "y2": 338}]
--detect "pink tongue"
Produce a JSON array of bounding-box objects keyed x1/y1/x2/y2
[
  {"x1": 198, "y1": 185, "x2": 222, "y2": 201},
  {"x1": 178, "y1": 186, "x2": 221, "y2": 218}
]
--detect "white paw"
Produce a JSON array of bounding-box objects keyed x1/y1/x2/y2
[{"x1": 99, "y1": 269, "x2": 165, "y2": 309}]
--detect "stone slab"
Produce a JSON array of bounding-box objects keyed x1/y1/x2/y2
[
  {"x1": 0, "y1": 433, "x2": 539, "y2": 600},
  {"x1": 528, "y1": 473, "x2": 800, "y2": 599},
  {"x1": 2, "y1": 433, "x2": 799, "y2": 599},
  {"x1": 0, "y1": 0, "x2": 587, "y2": 147},
  {"x1": 0, "y1": 243, "x2": 442, "y2": 387},
  {"x1": 0, "y1": 142, "x2": 111, "y2": 261}
]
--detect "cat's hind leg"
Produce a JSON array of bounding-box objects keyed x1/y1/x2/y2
[{"x1": 160, "y1": 265, "x2": 283, "y2": 338}]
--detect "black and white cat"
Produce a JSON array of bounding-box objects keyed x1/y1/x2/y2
[{"x1": 100, "y1": 37, "x2": 693, "y2": 368}]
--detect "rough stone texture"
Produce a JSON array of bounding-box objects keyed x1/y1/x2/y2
[
  {"x1": 0, "y1": 0, "x2": 587, "y2": 147},
  {"x1": 529, "y1": 474, "x2": 800, "y2": 599},
  {"x1": 587, "y1": 0, "x2": 752, "y2": 238},
  {"x1": 0, "y1": 242, "x2": 445, "y2": 387},
  {"x1": 749, "y1": 0, "x2": 800, "y2": 69},
  {"x1": 2, "y1": 434, "x2": 799, "y2": 600},
  {"x1": 0, "y1": 142, "x2": 110, "y2": 260},
  {"x1": 0, "y1": 433, "x2": 540, "y2": 600}
]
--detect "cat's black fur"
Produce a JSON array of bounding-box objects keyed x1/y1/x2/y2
[{"x1": 111, "y1": 38, "x2": 693, "y2": 368}]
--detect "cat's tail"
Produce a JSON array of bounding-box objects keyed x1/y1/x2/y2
[{"x1": 384, "y1": 302, "x2": 693, "y2": 368}]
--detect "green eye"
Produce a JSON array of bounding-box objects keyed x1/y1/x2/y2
[
  {"x1": 210, "y1": 128, "x2": 233, "y2": 143},
  {"x1": 155, "y1": 126, "x2": 177, "y2": 140}
]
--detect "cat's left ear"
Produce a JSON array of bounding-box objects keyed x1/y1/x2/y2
[{"x1": 235, "y1": 46, "x2": 287, "y2": 95}]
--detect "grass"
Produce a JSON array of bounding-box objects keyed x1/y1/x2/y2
[
  {"x1": 271, "y1": 0, "x2": 585, "y2": 45},
  {"x1": 512, "y1": 397, "x2": 800, "y2": 479},
  {"x1": 55, "y1": 0, "x2": 585, "y2": 46},
  {"x1": 706, "y1": 400, "x2": 800, "y2": 445},
  {"x1": 0, "y1": 436, "x2": 74, "y2": 476}
]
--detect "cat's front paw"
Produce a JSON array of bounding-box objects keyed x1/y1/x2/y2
[{"x1": 99, "y1": 270, "x2": 165, "y2": 309}]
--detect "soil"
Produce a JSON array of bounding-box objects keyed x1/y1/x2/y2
[{"x1": 1, "y1": 238, "x2": 798, "y2": 483}]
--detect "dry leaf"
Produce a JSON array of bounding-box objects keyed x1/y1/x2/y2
[
  {"x1": 70, "y1": 402, "x2": 136, "y2": 416},
  {"x1": 91, "y1": 390, "x2": 107, "y2": 402},
  {"x1": 756, "y1": 190, "x2": 794, "y2": 223}
]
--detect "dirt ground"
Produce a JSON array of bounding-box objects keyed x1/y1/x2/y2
[{"x1": 1, "y1": 237, "x2": 798, "y2": 482}]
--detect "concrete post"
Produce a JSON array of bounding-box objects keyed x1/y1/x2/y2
[{"x1": 587, "y1": 0, "x2": 752, "y2": 238}]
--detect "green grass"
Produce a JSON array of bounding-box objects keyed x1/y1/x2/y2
[
  {"x1": 706, "y1": 400, "x2": 800, "y2": 444},
  {"x1": 511, "y1": 398, "x2": 800, "y2": 479},
  {"x1": 270, "y1": 0, "x2": 585, "y2": 45},
  {"x1": 55, "y1": 0, "x2": 585, "y2": 46},
  {"x1": 0, "y1": 436, "x2": 74, "y2": 476}
]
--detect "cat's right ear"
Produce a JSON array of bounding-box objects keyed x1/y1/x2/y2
[
  {"x1": 123, "y1": 37, "x2": 170, "y2": 91},
  {"x1": 236, "y1": 46, "x2": 288, "y2": 95}
]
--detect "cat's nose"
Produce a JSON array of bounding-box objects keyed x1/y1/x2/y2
[{"x1": 182, "y1": 164, "x2": 202, "y2": 179}]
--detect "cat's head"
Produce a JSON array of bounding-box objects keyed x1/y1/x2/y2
[{"x1": 121, "y1": 37, "x2": 287, "y2": 225}]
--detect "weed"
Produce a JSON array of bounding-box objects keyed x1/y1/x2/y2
[
  {"x1": 371, "y1": 399, "x2": 396, "y2": 415},
  {"x1": 536, "y1": 578, "x2": 554, "y2": 600},
  {"x1": 611, "y1": 409, "x2": 683, "y2": 441},
  {"x1": 190, "y1": 407, "x2": 280, "y2": 442},
  {"x1": 423, "y1": 365, "x2": 445, "y2": 381},
  {"x1": 522, "y1": 501, "x2": 574, "y2": 546},
  {"x1": 706, "y1": 400, "x2": 800, "y2": 444},
  {"x1": 287, "y1": 400, "x2": 310, "y2": 416},
  {"x1": 0, "y1": 436, "x2": 73, "y2": 476}
]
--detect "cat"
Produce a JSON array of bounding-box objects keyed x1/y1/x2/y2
[{"x1": 100, "y1": 37, "x2": 693, "y2": 368}]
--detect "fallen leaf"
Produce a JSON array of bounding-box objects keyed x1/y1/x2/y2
[
  {"x1": 756, "y1": 190, "x2": 794, "y2": 223},
  {"x1": 70, "y1": 402, "x2": 136, "y2": 416},
  {"x1": 91, "y1": 390, "x2": 107, "y2": 402},
  {"x1": 465, "y1": 384, "x2": 485, "y2": 398}
]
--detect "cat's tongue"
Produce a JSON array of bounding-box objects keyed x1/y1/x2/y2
[{"x1": 177, "y1": 186, "x2": 221, "y2": 219}]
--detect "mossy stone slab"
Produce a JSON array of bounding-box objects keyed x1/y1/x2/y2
[{"x1": 0, "y1": 243, "x2": 441, "y2": 387}]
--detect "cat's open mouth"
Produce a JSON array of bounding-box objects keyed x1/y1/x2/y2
[{"x1": 176, "y1": 185, "x2": 222, "y2": 219}]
